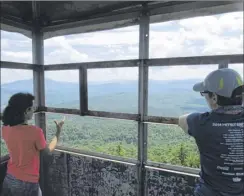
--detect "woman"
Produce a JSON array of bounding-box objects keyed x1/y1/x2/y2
[{"x1": 1, "y1": 92, "x2": 65, "y2": 196}]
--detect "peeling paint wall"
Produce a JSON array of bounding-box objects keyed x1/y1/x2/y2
[
  {"x1": 43, "y1": 151, "x2": 138, "y2": 196},
  {"x1": 147, "y1": 168, "x2": 199, "y2": 196},
  {"x1": 43, "y1": 151, "x2": 199, "y2": 196},
  {"x1": 0, "y1": 151, "x2": 199, "y2": 196}
]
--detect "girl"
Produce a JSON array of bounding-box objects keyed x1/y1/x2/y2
[{"x1": 1, "y1": 92, "x2": 65, "y2": 196}]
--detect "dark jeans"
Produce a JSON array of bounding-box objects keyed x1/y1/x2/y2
[
  {"x1": 1, "y1": 173, "x2": 42, "y2": 196},
  {"x1": 194, "y1": 179, "x2": 244, "y2": 196},
  {"x1": 194, "y1": 178, "x2": 217, "y2": 196}
]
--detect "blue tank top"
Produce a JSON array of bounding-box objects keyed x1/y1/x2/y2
[{"x1": 186, "y1": 106, "x2": 244, "y2": 196}]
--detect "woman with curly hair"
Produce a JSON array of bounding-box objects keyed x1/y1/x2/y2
[{"x1": 1, "y1": 92, "x2": 65, "y2": 196}]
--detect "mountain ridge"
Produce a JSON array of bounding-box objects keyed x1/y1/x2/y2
[{"x1": 1, "y1": 78, "x2": 207, "y2": 116}]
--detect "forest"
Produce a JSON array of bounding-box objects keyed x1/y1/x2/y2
[{"x1": 1, "y1": 113, "x2": 200, "y2": 168}]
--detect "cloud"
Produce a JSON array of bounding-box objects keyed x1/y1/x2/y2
[
  {"x1": 66, "y1": 31, "x2": 139, "y2": 46},
  {"x1": 1, "y1": 51, "x2": 32, "y2": 63},
  {"x1": 229, "y1": 64, "x2": 243, "y2": 78},
  {"x1": 1, "y1": 31, "x2": 32, "y2": 64},
  {"x1": 178, "y1": 11, "x2": 243, "y2": 33},
  {"x1": 44, "y1": 36, "x2": 89, "y2": 64},
  {"x1": 149, "y1": 12, "x2": 243, "y2": 58},
  {"x1": 1, "y1": 39, "x2": 9, "y2": 48},
  {"x1": 149, "y1": 65, "x2": 218, "y2": 81},
  {"x1": 201, "y1": 36, "x2": 243, "y2": 55},
  {"x1": 44, "y1": 26, "x2": 139, "y2": 48},
  {"x1": 150, "y1": 64, "x2": 243, "y2": 81},
  {"x1": 1, "y1": 11, "x2": 243, "y2": 84},
  {"x1": 1, "y1": 69, "x2": 33, "y2": 84},
  {"x1": 44, "y1": 70, "x2": 78, "y2": 83}
]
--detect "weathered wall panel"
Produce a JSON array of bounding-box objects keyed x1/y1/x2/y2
[
  {"x1": 91, "y1": 158, "x2": 137, "y2": 196},
  {"x1": 147, "y1": 167, "x2": 199, "y2": 196},
  {"x1": 44, "y1": 152, "x2": 69, "y2": 196},
  {"x1": 68, "y1": 154, "x2": 93, "y2": 196},
  {"x1": 1, "y1": 152, "x2": 200, "y2": 196},
  {"x1": 44, "y1": 151, "x2": 138, "y2": 196}
]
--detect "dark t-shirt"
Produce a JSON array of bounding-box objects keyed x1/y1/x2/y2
[{"x1": 187, "y1": 110, "x2": 244, "y2": 196}]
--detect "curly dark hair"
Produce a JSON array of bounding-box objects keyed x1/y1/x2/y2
[{"x1": 2, "y1": 93, "x2": 35, "y2": 126}]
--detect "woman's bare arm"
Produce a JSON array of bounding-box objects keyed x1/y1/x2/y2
[{"x1": 40, "y1": 117, "x2": 65, "y2": 155}]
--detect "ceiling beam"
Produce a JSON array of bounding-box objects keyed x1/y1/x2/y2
[
  {"x1": 0, "y1": 1, "x2": 242, "y2": 39},
  {"x1": 1, "y1": 16, "x2": 32, "y2": 31},
  {"x1": 45, "y1": 1, "x2": 144, "y2": 26},
  {"x1": 41, "y1": 1, "x2": 243, "y2": 39},
  {"x1": 0, "y1": 16, "x2": 33, "y2": 38}
]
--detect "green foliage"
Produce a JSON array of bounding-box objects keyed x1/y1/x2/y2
[
  {"x1": 1, "y1": 137, "x2": 8, "y2": 157},
  {"x1": 0, "y1": 110, "x2": 200, "y2": 169},
  {"x1": 44, "y1": 113, "x2": 200, "y2": 168}
]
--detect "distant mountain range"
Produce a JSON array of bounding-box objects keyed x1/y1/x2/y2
[{"x1": 1, "y1": 79, "x2": 208, "y2": 117}]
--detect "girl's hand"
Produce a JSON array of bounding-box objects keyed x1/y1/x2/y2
[{"x1": 54, "y1": 116, "x2": 65, "y2": 130}]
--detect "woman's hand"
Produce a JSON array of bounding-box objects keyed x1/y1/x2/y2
[{"x1": 54, "y1": 116, "x2": 65, "y2": 130}]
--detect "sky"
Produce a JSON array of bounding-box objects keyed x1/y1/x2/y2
[{"x1": 1, "y1": 11, "x2": 243, "y2": 84}]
